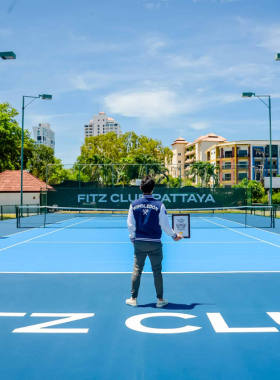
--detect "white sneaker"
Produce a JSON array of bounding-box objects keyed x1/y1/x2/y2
[
  {"x1": 156, "y1": 299, "x2": 168, "y2": 308},
  {"x1": 126, "y1": 298, "x2": 138, "y2": 307}
]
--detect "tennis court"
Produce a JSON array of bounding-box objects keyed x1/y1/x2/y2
[{"x1": 1, "y1": 205, "x2": 280, "y2": 379}]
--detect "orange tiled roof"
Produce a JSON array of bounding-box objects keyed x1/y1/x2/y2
[
  {"x1": 0, "y1": 170, "x2": 53, "y2": 192},
  {"x1": 194, "y1": 133, "x2": 227, "y2": 143},
  {"x1": 171, "y1": 137, "x2": 188, "y2": 145}
]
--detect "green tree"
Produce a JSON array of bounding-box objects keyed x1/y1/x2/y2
[
  {"x1": 188, "y1": 162, "x2": 216, "y2": 187},
  {"x1": 27, "y1": 145, "x2": 56, "y2": 181},
  {"x1": 76, "y1": 131, "x2": 173, "y2": 186},
  {"x1": 233, "y1": 179, "x2": 265, "y2": 203},
  {"x1": 0, "y1": 102, "x2": 35, "y2": 172}
]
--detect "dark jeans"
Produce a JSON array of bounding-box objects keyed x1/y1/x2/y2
[{"x1": 131, "y1": 241, "x2": 163, "y2": 299}]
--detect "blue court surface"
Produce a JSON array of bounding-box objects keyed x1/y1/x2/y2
[{"x1": 1, "y1": 213, "x2": 280, "y2": 379}]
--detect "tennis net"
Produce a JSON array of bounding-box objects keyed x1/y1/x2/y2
[{"x1": 16, "y1": 205, "x2": 275, "y2": 229}]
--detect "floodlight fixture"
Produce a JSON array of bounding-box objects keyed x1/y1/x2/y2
[
  {"x1": 41, "y1": 94, "x2": 52, "y2": 100},
  {"x1": 275, "y1": 53, "x2": 280, "y2": 61},
  {"x1": 0, "y1": 51, "x2": 16, "y2": 60},
  {"x1": 242, "y1": 92, "x2": 255, "y2": 98}
]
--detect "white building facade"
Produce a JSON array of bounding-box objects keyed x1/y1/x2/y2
[
  {"x1": 33, "y1": 123, "x2": 55, "y2": 151},
  {"x1": 84, "y1": 112, "x2": 122, "y2": 139}
]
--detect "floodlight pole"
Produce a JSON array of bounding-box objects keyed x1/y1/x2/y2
[
  {"x1": 242, "y1": 93, "x2": 272, "y2": 205},
  {"x1": 21, "y1": 94, "x2": 52, "y2": 206}
]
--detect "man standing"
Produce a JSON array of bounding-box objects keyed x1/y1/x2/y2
[{"x1": 126, "y1": 175, "x2": 183, "y2": 308}]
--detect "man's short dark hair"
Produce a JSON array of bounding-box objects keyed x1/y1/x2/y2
[{"x1": 140, "y1": 175, "x2": 155, "y2": 193}]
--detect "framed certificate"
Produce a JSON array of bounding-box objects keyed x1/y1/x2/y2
[{"x1": 172, "y1": 214, "x2": 190, "y2": 238}]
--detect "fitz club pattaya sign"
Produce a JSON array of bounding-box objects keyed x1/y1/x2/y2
[{"x1": 46, "y1": 188, "x2": 249, "y2": 209}]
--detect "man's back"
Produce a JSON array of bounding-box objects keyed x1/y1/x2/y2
[{"x1": 130, "y1": 195, "x2": 163, "y2": 242}]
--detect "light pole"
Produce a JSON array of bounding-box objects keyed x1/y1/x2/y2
[
  {"x1": 21, "y1": 94, "x2": 52, "y2": 206},
  {"x1": 242, "y1": 92, "x2": 272, "y2": 205},
  {"x1": 0, "y1": 51, "x2": 16, "y2": 60}
]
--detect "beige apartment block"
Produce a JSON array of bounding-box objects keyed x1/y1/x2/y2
[{"x1": 169, "y1": 133, "x2": 227, "y2": 182}]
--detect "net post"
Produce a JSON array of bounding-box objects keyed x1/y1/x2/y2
[
  {"x1": 44, "y1": 206, "x2": 47, "y2": 228},
  {"x1": 0, "y1": 206, "x2": 3, "y2": 221},
  {"x1": 16, "y1": 206, "x2": 18, "y2": 228},
  {"x1": 46, "y1": 165, "x2": 48, "y2": 207}
]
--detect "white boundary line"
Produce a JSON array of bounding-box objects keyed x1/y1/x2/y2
[
  {"x1": 215, "y1": 216, "x2": 280, "y2": 237},
  {"x1": 0, "y1": 218, "x2": 96, "y2": 252},
  {"x1": 0, "y1": 271, "x2": 280, "y2": 274},
  {"x1": 2, "y1": 227, "x2": 38, "y2": 238},
  {"x1": 26, "y1": 241, "x2": 263, "y2": 244},
  {"x1": 199, "y1": 218, "x2": 280, "y2": 248}
]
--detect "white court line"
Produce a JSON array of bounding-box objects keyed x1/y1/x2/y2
[
  {"x1": 2, "y1": 227, "x2": 38, "y2": 238},
  {"x1": 0, "y1": 271, "x2": 280, "y2": 274},
  {"x1": 26, "y1": 241, "x2": 263, "y2": 244},
  {"x1": 215, "y1": 216, "x2": 280, "y2": 237},
  {"x1": 199, "y1": 218, "x2": 280, "y2": 248},
  {"x1": 0, "y1": 218, "x2": 96, "y2": 252}
]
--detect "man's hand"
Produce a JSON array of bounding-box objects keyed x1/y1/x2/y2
[{"x1": 174, "y1": 234, "x2": 184, "y2": 241}]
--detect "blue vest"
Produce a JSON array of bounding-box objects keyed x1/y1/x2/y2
[{"x1": 131, "y1": 196, "x2": 162, "y2": 242}]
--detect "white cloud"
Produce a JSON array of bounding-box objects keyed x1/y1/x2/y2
[
  {"x1": 170, "y1": 55, "x2": 211, "y2": 68},
  {"x1": 104, "y1": 90, "x2": 177, "y2": 118},
  {"x1": 0, "y1": 29, "x2": 12, "y2": 37},
  {"x1": 104, "y1": 89, "x2": 241, "y2": 119},
  {"x1": 258, "y1": 27, "x2": 280, "y2": 52},
  {"x1": 193, "y1": 0, "x2": 238, "y2": 3},
  {"x1": 68, "y1": 71, "x2": 136, "y2": 91},
  {"x1": 144, "y1": 3, "x2": 160, "y2": 9},
  {"x1": 143, "y1": 35, "x2": 168, "y2": 55},
  {"x1": 190, "y1": 122, "x2": 211, "y2": 130}
]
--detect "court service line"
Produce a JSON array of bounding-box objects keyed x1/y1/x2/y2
[
  {"x1": 1, "y1": 271, "x2": 280, "y2": 274},
  {"x1": 200, "y1": 218, "x2": 280, "y2": 248},
  {"x1": 0, "y1": 218, "x2": 96, "y2": 252},
  {"x1": 26, "y1": 241, "x2": 263, "y2": 244}
]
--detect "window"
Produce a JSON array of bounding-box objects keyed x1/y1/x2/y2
[
  {"x1": 37, "y1": 136, "x2": 41, "y2": 141},
  {"x1": 224, "y1": 162, "x2": 231, "y2": 169},
  {"x1": 238, "y1": 150, "x2": 248, "y2": 157},
  {"x1": 178, "y1": 161, "x2": 181, "y2": 163},
  {"x1": 114, "y1": 124, "x2": 118, "y2": 126},
  {"x1": 178, "y1": 153, "x2": 181, "y2": 156},
  {"x1": 224, "y1": 174, "x2": 231, "y2": 181},
  {"x1": 253, "y1": 148, "x2": 263, "y2": 158},
  {"x1": 238, "y1": 173, "x2": 247, "y2": 180},
  {"x1": 225, "y1": 151, "x2": 232, "y2": 158},
  {"x1": 238, "y1": 162, "x2": 247, "y2": 168},
  {"x1": 265, "y1": 145, "x2": 278, "y2": 158},
  {"x1": 256, "y1": 173, "x2": 260, "y2": 180}
]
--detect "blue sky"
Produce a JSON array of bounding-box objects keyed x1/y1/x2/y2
[{"x1": 1, "y1": 0, "x2": 280, "y2": 163}]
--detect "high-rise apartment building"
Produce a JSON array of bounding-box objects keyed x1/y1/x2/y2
[
  {"x1": 33, "y1": 123, "x2": 55, "y2": 151},
  {"x1": 84, "y1": 112, "x2": 122, "y2": 139}
]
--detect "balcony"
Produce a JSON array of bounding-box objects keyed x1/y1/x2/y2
[
  {"x1": 185, "y1": 158, "x2": 195, "y2": 164},
  {"x1": 222, "y1": 178, "x2": 232, "y2": 182},
  {"x1": 185, "y1": 150, "x2": 195, "y2": 156}
]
